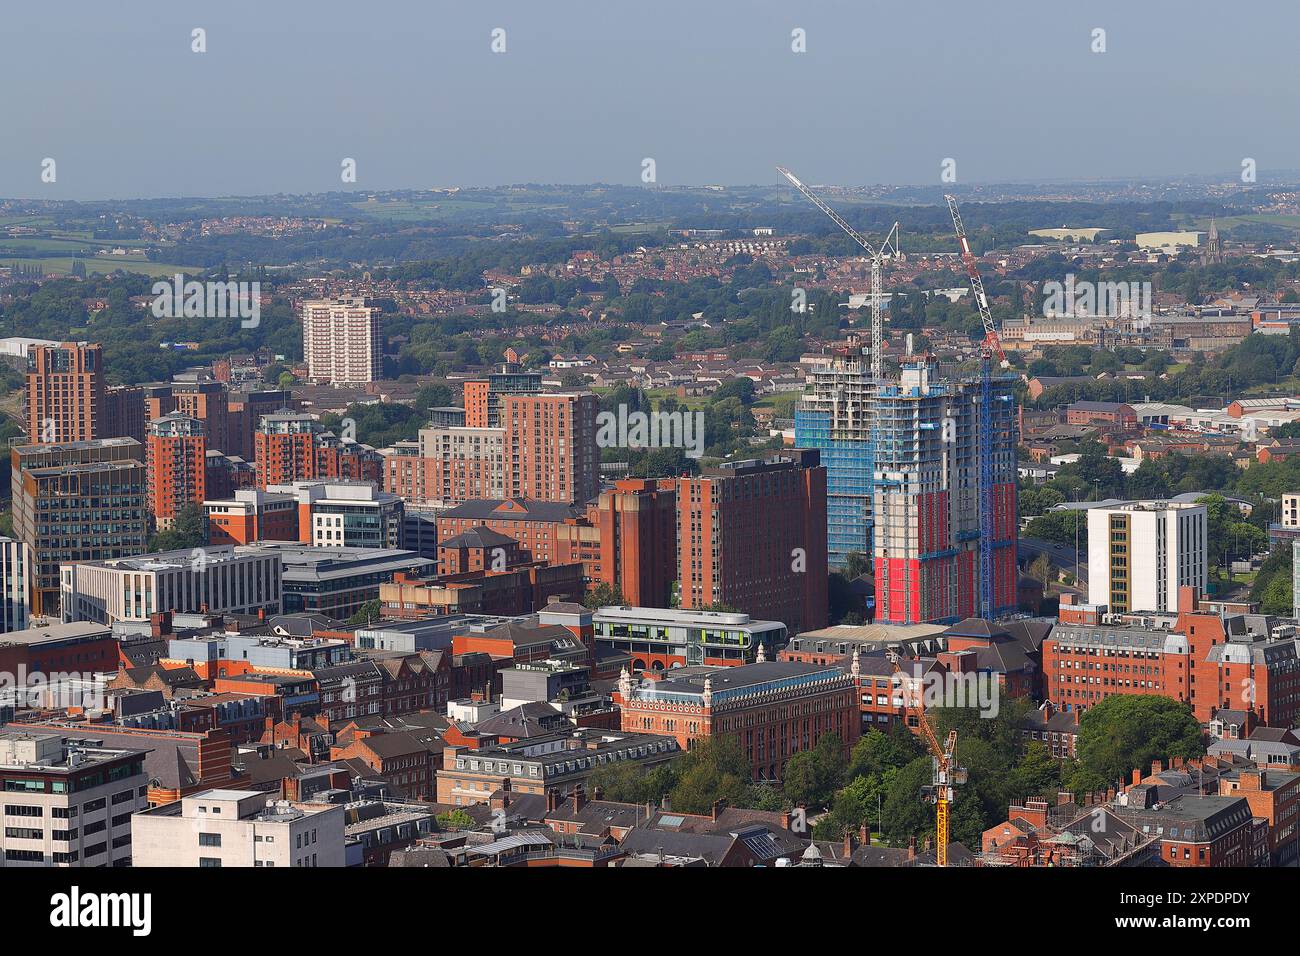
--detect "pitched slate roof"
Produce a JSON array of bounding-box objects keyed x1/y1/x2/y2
[
  {"x1": 439, "y1": 526, "x2": 518, "y2": 550},
  {"x1": 474, "y1": 703, "x2": 568, "y2": 739},
  {"x1": 439, "y1": 498, "x2": 587, "y2": 522}
]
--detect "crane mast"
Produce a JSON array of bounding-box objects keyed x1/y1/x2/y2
[
  {"x1": 889, "y1": 649, "x2": 964, "y2": 866},
  {"x1": 777, "y1": 166, "x2": 899, "y2": 381},
  {"x1": 945, "y1": 195, "x2": 1008, "y2": 368},
  {"x1": 945, "y1": 194, "x2": 1008, "y2": 621}
]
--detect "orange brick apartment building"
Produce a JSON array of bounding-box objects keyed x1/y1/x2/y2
[
  {"x1": 676, "y1": 450, "x2": 828, "y2": 636},
  {"x1": 617, "y1": 660, "x2": 857, "y2": 782},
  {"x1": 1044, "y1": 587, "x2": 1300, "y2": 728},
  {"x1": 146, "y1": 412, "x2": 207, "y2": 527}
]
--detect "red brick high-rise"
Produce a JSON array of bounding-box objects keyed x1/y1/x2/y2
[
  {"x1": 254, "y1": 410, "x2": 319, "y2": 488},
  {"x1": 146, "y1": 412, "x2": 207, "y2": 527},
  {"x1": 170, "y1": 376, "x2": 231, "y2": 455},
  {"x1": 25, "y1": 341, "x2": 104, "y2": 444},
  {"x1": 1044, "y1": 587, "x2": 1300, "y2": 729},
  {"x1": 675, "y1": 450, "x2": 828, "y2": 636},
  {"x1": 463, "y1": 381, "x2": 491, "y2": 428},
  {"x1": 502, "y1": 393, "x2": 599, "y2": 504},
  {"x1": 254, "y1": 410, "x2": 379, "y2": 489},
  {"x1": 595, "y1": 478, "x2": 677, "y2": 607},
  {"x1": 463, "y1": 362, "x2": 542, "y2": 429}
]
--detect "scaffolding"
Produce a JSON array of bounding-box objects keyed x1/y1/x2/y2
[
  {"x1": 795, "y1": 343, "x2": 876, "y2": 569},
  {"x1": 871, "y1": 361, "x2": 1018, "y2": 624}
]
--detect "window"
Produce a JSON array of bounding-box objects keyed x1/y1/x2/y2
[
  {"x1": 199, "y1": 833, "x2": 222, "y2": 847},
  {"x1": 199, "y1": 857, "x2": 222, "y2": 868}
]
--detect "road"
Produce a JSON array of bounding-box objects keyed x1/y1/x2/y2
[{"x1": 1019, "y1": 536, "x2": 1087, "y2": 585}]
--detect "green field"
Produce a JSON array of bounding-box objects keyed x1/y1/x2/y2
[
  {"x1": 347, "y1": 195, "x2": 570, "y2": 222},
  {"x1": 1178, "y1": 213, "x2": 1300, "y2": 233},
  {"x1": 2, "y1": 256, "x2": 200, "y2": 278}
]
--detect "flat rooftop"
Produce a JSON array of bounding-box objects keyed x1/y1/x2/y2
[
  {"x1": 648, "y1": 661, "x2": 843, "y2": 698},
  {"x1": 593, "y1": 605, "x2": 781, "y2": 628},
  {"x1": 0, "y1": 621, "x2": 111, "y2": 645}
]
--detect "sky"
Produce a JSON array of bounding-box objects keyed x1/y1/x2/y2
[{"x1": 1, "y1": 0, "x2": 1296, "y2": 200}]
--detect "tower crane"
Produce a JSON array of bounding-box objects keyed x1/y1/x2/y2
[
  {"x1": 888, "y1": 647, "x2": 965, "y2": 867},
  {"x1": 945, "y1": 194, "x2": 1010, "y2": 621},
  {"x1": 776, "y1": 167, "x2": 900, "y2": 382},
  {"x1": 945, "y1": 195, "x2": 1009, "y2": 370}
]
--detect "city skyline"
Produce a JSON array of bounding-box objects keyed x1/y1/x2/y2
[{"x1": 0, "y1": 2, "x2": 1297, "y2": 903}]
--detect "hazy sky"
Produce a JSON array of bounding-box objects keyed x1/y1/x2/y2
[{"x1": 1, "y1": 0, "x2": 1295, "y2": 199}]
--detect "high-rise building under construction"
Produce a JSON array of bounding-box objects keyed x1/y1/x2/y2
[
  {"x1": 795, "y1": 342, "x2": 875, "y2": 570},
  {"x1": 872, "y1": 360, "x2": 1018, "y2": 625}
]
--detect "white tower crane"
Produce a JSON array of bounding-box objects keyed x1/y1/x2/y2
[{"x1": 776, "y1": 167, "x2": 900, "y2": 381}]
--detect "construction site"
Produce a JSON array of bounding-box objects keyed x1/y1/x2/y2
[{"x1": 788, "y1": 169, "x2": 1019, "y2": 626}]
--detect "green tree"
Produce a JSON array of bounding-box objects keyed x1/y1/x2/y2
[
  {"x1": 1024, "y1": 510, "x2": 1084, "y2": 548},
  {"x1": 1028, "y1": 553, "x2": 1056, "y2": 589},
  {"x1": 812, "y1": 774, "x2": 875, "y2": 840},
  {"x1": 346, "y1": 599, "x2": 382, "y2": 626},
  {"x1": 1007, "y1": 742, "x2": 1062, "y2": 802},
  {"x1": 842, "y1": 551, "x2": 869, "y2": 580},
  {"x1": 436, "y1": 809, "x2": 476, "y2": 830},
  {"x1": 1019, "y1": 485, "x2": 1065, "y2": 517},
  {"x1": 148, "y1": 503, "x2": 206, "y2": 552},
  {"x1": 1251, "y1": 543, "x2": 1294, "y2": 614},
  {"x1": 1070, "y1": 696, "x2": 1204, "y2": 793},
  {"x1": 781, "y1": 733, "x2": 846, "y2": 810},
  {"x1": 1197, "y1": 493, "x2": 1267, "y2": 575},
  {"x1": 582, "y1": 582, "x2": 625, "y2": 609},
  {"x1": 880, "y1": 756, "x2": 935, "y2": 846},
  {"x1": 847, "y1": 725, "x2": 924, "y2": 781},
  {"x1": 667, "y1": 736, "x2": 753, "y2": 815},
  {"x1": 587, "y1": 759, "x2": 679, "y2": 805}
]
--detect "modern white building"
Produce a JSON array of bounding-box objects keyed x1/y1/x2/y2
[
  {"x1": 59, "y1": 546, "x2": 283, "y2": 625},
  {"x1": 1086, "y1": 501, "x2": 1207, "y2": 615},
  {"x1": 1292, "y1": 540, "x2": 1300, "y2": 617},
  {"x1": 590, "y1": 605, "x2": 789, "y2": 668},
  {"x1": 1283, "y1": 493, "x2": 1300, "y2": 530},
  {"x1": 302, "y1": 297, "x2": 381, "y2": 384},
  {"x1": 0, "y1": 536, "x2": 32, "y2": 633},
  {"x1": 0, "y1": 731, "x2": 148, "y2": 867},
  {"x1": 132, "y1": 788, "x2": 345, "y2": 868},
  {"x1": 269, "y1": 480, "x2": 404, "y2": 549}
]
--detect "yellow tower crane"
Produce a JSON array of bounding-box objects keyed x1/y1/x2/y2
[{"x1": 888, "y1": 648, "x2": 966, "y2": 866}]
